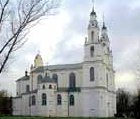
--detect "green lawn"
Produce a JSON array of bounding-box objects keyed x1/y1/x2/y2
[{"x1": 0, "y1": 117, "x2": 135, "y2": 119}]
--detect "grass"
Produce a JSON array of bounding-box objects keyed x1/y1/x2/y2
[{"x1": 0, "y1": 116, "x2": 135, "y2": 119}]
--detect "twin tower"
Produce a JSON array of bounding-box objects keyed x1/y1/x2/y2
[
  {"x1": 33, "y1": 5, "x2": 116, "y2": 117},
  {"x1": 13, "y1": 3, "x2": 116, "y2": 117},
  {"x1": 82, "y1": 5, "x2": 116, "y2": 117}
]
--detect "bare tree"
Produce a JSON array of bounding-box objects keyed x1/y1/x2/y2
[{"x1": 0, "y1": 0, "x2": 60, "y2": 74}]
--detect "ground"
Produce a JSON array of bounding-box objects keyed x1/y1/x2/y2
[{"x1": 0, "y1": 117, "x2": 134, "y2": 119}]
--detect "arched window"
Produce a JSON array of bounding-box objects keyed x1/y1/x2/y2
[
  {"x1": 26, "y1": 85, "x2": 30, "y2": 92},
  {"x1": 42, "y1": 93, "x2": 47, "y2": 105},
  {"x1": 106, "y1": 73, "x2": 109, "y2": 88},
  {"x1": 52, "y1": 74, "x2": 58, "y2": 88},
  {"x1": 91, "y1": 31, "x2": 94, "y2": 42},
  {"x1": 49, "y1": 84, "x2": 52, "y2": 89},
  {"x1": 42, "y1": 85, "x2": 45, "y2": 89},
  {"x1": 107, "y1": 47, "x2": 110, "y2": 52},
  {"x1": 69, "y1": 95, "x2": 74, "y2": 106},
  {"x1": 32, "y1": 95, "x2": 36, "y2": 105},
  {"x1": 38, "y1": 75, "x2": 43, "y2": 80},
  {"x1": 69, "y1": 73, "x2": 76, "y2": 88},
  {"x1": 57, "y1": 94, "x2": 62, "y2": 105},
  {"x1": 103, "y1": 43, "x2": 106, "y2": 46},
  {"x1": 52, "y1": 74, "x2": 58, "y2": 82},
  {"x1": 45, "y1": 72, "x2": 48, "y2": 77},
  {"x1": 90, "y1": 67, "x2": 95, "y2": 81},
  {"x1": 90, "y1": 46, "x2": 94, "y2": 57}
]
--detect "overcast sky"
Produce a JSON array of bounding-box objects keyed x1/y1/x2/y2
[{"x1": 0, "y1": 0, "x2": 140, "y2": 96}]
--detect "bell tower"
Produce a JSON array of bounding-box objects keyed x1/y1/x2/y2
[
  {"x1": 84, "y1": 3, "x2": 101, "y2": 62},
  {"x1": 87, "y1": 5, "x2": 99, "y2": 44},
  {"x1": 82, "y1": 2, "x2": 116, "y2": 117}
]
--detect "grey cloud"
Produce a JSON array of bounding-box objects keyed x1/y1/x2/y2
[
  {"x1": 52, "y1": 1, "x2": 140, "y2": 92},
  {"x1": 51, "y1": 33, "x2": 83, "y2": 64}
]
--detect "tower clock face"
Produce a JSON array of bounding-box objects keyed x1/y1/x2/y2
[
  {"x1": 91, "y1": 20, "x2": 98, "y2": 28},
  {"x1": 91, "y1": 21, "x2": 95, "y2": 26}
]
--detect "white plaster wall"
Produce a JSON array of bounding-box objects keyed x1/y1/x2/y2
[
  {"x1": 98, "y1": 89, "x2": 108, "y2": 117},
  {"x1": 84, "y1": 44, "x2": 103, "y2": 62},
  {"x1": 69, "y1": 92, "x2": 82, "y2": 117},
  {"x1": 37, "y1": 83, "x2": 57, "y2": 117},
  {"x1": 12, "y1": 97, "x2": 22, "y2": 115},
  {"x1": 30, "y1": 72, "x2": 44, "y2": 91},
  {"x1": 56, "y1": 92, "x2": 68, "y2": 117},
  {"x1": 21, "y1": 94, "x2": 30, "y2": 116},
  {"x1": 29, "y1": 93, "x2": 38, "y2": 116},
  {"x1": 81, "y1": 89, "x2": 99, "y2": 117},
  {"x1": 48, "y1": 69, "x2": 83, "y2": 88},
  {"x1": 88, "y1": 27, "x2": 99, "y2": 43},
  {"x1": 82, "y1": 62, "x2": 107, "y2": 88},
  {"x1": 16, "y1": 79, "x2": 30, "y2": 96},
  {"x1": 16, "y1": 81, "x2": 22, "y2": 96}
]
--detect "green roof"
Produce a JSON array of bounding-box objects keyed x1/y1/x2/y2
[
  {"x1": 38, "y1": 76, "x2": 56, "y2": 84},
  {"x1": 16, "y1": 76, "x2": 29, "y2": 82},
  {"x1": 32, "y1": 63, "x2": 83, "y2": 73}
]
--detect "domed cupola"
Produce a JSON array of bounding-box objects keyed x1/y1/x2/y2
[
  {"x1": 90, "y1": 7, "x2": 96, "y2": 16},
  {"x1": 34, "y1": 53, "x2": 43, "y2": 68}
]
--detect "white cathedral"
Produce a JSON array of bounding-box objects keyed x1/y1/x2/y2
[{"x1": 12, "y1": 4, "x2": 116, "y2": 117}]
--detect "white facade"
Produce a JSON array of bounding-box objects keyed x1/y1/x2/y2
[{"x1": 12, "y1": 6, "x2": 116, "y2": 117}]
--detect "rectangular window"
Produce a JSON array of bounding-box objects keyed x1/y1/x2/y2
[
  {"x1": 32, "y1": 95, "x2": 36, "y2": 105},
  {"x1": 57, "y1": 94, "x2": 62, "y2": 105},
  {"x1": 42, "y1": 100, "x2": 46, "y2": 105},
  {"x1": 26, "y1": 85, "x2": 30, "y2": 92},
  {"x1": 90, "y1": 67, "x2": 95, "y2": 81},
  {"x1": 106, "y1": 74, "x2": 109, "y2": 88},
  {"x1": 91, "y1": 31, "x2": 94, "y2": 42},
  {"x1": 42, "y1": 93, "x2": 47, "y2": 105}
]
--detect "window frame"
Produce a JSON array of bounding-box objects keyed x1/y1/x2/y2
[
  {"x1": 52, "y1": 74, "x2": 58, "y2": 88},
  {"x1": 69, "y1": 95, "x2": 74, "y2": 106},
  {"x1": 69, "y1": 73, "x2": 76, "y2": 88},
  {"x1": 42, "y1": 93, "x2": 47, "y2": 105},
  {"x1": 49, "y1": 84, "x2": 52, "y2": 89},
  {"x1": 90, "y1": 67, "x2": 95, "y2": 81},
  {"x1": 90, "y1": 46, "x2": 94, "y2": 57},
  {"x1": 91, "y1": 31, "x2": 94, "y2": 42},
  {"x1": 32, "y1": 95, "x2": 36, "y2": 105},
  {"x1": 42, "y1": 85, "x2": 45, "y2": 89},
  {"x1": 52, "y1": 74, "x2": 58, "y2": 81},
  {"x1": 26, "y1": 85, "x2": 30, "y2": 92},
  {"x1": 57, "y1": 94, "x2": 62, "y2": 105}
]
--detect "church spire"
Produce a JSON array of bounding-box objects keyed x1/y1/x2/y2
[
  {"x1": 89, "y1": 0, "x2": 98, "y2": 29},
  {"x1": 101, "y1": 14, "x2": 109, "y2": 44},
  {"x1": 102, "y1": 14, "x2": 107, "y2": 30},
  {"x1": 87, "y1": 0, "x2": 99, "y2": 44},
  {"x1": 90, "y1": 0, "x2": 96, "y2": 16},
  {"x1": 101, "y1": 15, "x2": 108, "y2": 34}
]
